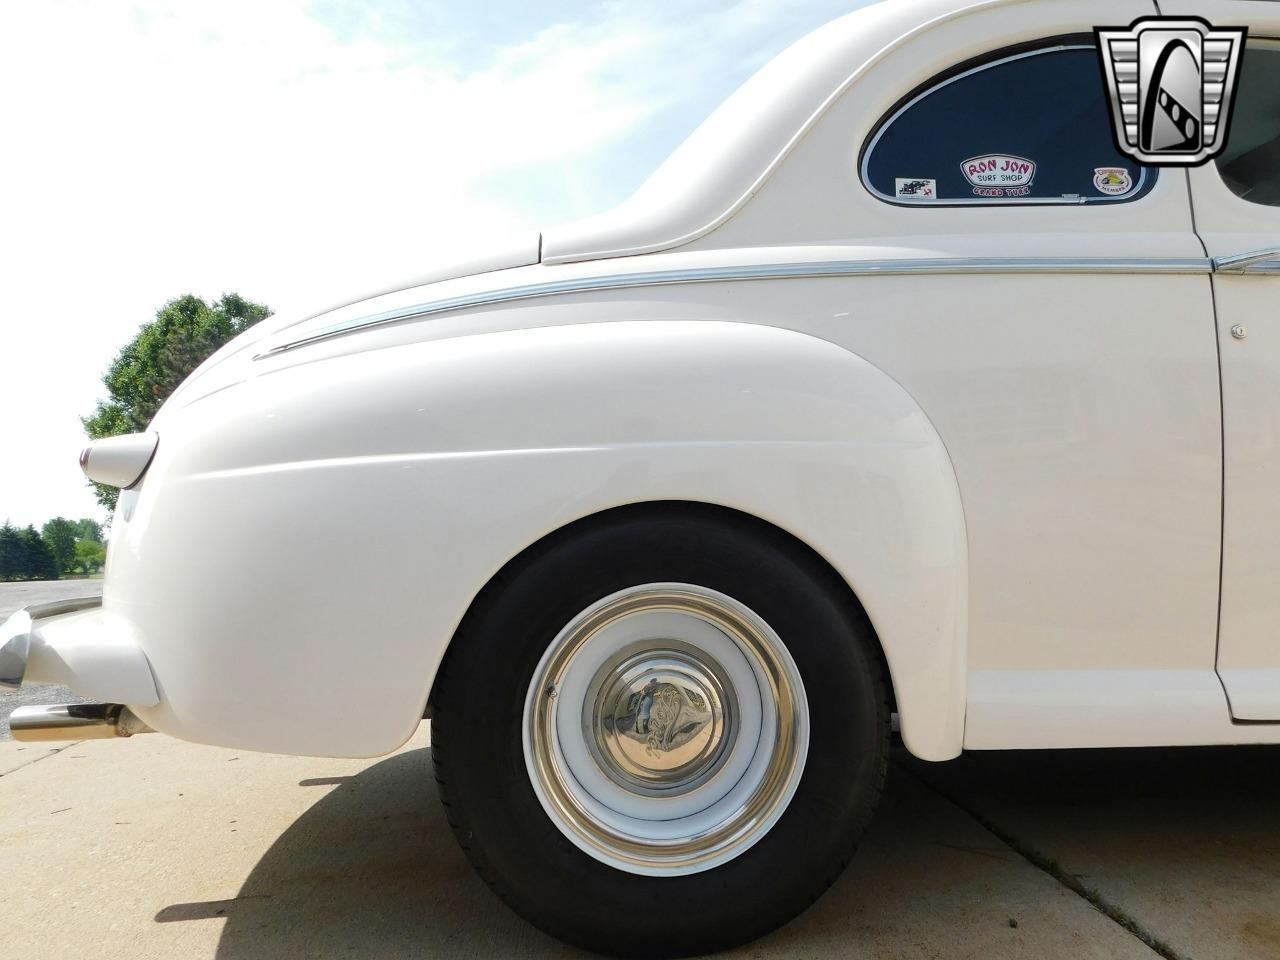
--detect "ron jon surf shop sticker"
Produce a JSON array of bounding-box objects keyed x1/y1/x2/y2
[{"x1": 962, "y1": 154, "x2": 1036, "y2": 198}]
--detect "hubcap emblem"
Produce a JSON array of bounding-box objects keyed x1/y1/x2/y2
[{"x1": 590, "y1": 649, "x2": 733, "y2": 794}]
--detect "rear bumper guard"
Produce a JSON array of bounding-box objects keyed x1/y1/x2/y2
[
  {"x1": 2, "y1": 597, "x2": 159, "y2": 741},
  {"x1": 1, "y1": 596, "x2": 103, "y2": 691}
]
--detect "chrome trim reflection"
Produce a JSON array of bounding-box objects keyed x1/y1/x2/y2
[
  {"x1": 0, "y1": 611, "x2": 33, "y2": 692},
  {"x1": 0, "y1": 597, "x2": 101, "y2": 693},
  {"x1": 1213, "y1": 248, "x2": 1280, "y2": 275},
  {"x1": 588, "y1": 643, "x2": 736, "y2": 797},
  {"x1": 8, "y1": 702, "x2": 153, "y2": 742},
  {"x1": 523, "y1": 583, "x2": 808, "y2": 877},
  {"x1": 26, "y1": 596, "x2": 103, "y2": 620},
  {"x1": 258, "y1": 255, "x2": 1214, "y2": 357}
]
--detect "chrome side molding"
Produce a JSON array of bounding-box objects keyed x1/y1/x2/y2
[
  {"x1": 258, "y1": 255, "x2": 1216, "y2": 357},
  {"x1": 1213, "y1": 248, "x2": 1280, "y2": 275},
  {"x1": 26, "y1": 596, "x2": 103, "y2": 620}
]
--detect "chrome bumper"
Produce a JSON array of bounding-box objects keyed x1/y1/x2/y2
[
  {"x1": 0, "y1": 596, "x2": 102, "y2": 691},
  {"x1": 2, "y1": 596, "x2": 160, "y2": 741}
]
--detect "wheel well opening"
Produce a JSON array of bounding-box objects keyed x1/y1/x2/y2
[{"x1": 426, "y1": 500, "x2": 896, "y2": 716}]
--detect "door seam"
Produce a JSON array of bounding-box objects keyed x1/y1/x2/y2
[{"x1": 1185, "y1": 167, "x2": 1235, "y2": 713}]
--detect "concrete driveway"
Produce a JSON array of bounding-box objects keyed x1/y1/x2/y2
[
  {"x1": 3, "y1": 579, "x2": 1277, "y2": 957},
  {"x1": 2, "y1": 723, "x2": 1277, "y2": 960}
]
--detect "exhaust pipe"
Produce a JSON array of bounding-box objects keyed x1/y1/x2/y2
[{"x1": 8, "y1": 703, "x2": 153, "y2": 742}]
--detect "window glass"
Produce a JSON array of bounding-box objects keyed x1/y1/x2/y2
[
  {"x1": 1215, "y1": 41, "x2": 1280, "y2": 207},
  {"x1": 862, "y1": 45, "x2": 1155, "y2": 205}
]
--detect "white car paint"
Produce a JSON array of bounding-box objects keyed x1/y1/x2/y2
[
  {"x1": 17, "y1": 0, "x2": 1280, "y2": 759},
  {"x1": 115, "y1": 320, "x2": 967, "y2": 759},
  {"x1": 1167, "y1": 1, "x2": 1280, "y2": 720}
]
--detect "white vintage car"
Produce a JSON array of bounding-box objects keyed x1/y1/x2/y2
[{"x1": 3, "y1": 0, "x2": 1278, "y2": 954}]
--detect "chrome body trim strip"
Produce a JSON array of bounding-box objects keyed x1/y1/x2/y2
[
  {"x1": 1213, "y1": 248, "x2": 1280, "y2": 275},
  {"x1": 258, "y1": 256, "x2": 1214, "y2": 357},
  {"x1": 26, "y1": 596, "x2": 104, "y2": 620}
]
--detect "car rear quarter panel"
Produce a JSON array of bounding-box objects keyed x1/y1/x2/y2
[{"x1": 109, "y1": 318, "x2": 967, "y2": 760}]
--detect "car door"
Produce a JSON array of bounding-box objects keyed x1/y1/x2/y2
[
  {"x1": 829, "y1": 9, "x2": 1225, "y2": 745},
  {"x1": 664, "y1": 0, "x2": 1229, "y2": 745},
  {"x1": 1168, "y1": 1, "x2": 1280, "y2": 718}
]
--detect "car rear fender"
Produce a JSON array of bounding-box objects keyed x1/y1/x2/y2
[{"x1": 113, "y1": 319, "x2": 966, "y2": 760}]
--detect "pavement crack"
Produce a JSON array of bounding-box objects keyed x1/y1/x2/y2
[
  {"x1": 0, "y1": 740, "x2": 85, "y2": 779},
  {"x1": 895, "y1": 757, "x2": 1188, "y2": 960},
  {"x1": 928, "y1": 840, "x2": 1019, "y2": 863}
]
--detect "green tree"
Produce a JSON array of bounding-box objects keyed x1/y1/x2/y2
[
  {"x1": 42, "y1": 517, "x2": 78, "y2": 575},
  {"x1": 21, "y1": 526, "x2": 59, "y2": 580},
  {"x1": 74, "y1": 539, "x2": 107, "y2": 576},
  {"x1": 0, "y1": 522, "x2": 25, "y2": 581},
  {"x1": 82, "y1": 293, "x2": 270, "y2": 510},
  {"x1": 72, "y1": 518, "x2": 103, "y2": 543}
]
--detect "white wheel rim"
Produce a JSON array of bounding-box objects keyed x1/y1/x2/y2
[{"x1": 523, "y1": 583, "x2": 809, "y2": 876}]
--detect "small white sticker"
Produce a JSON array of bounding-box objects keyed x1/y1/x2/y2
[
  {"x1": 1093, "y1": 167, "x2": 1133, "y2": 195},
  {"x1": 961, "y1": 154, "x2": 1036, "y2": 197},
  {"x1": 895, "y1": 178, "x2": 936, "y2": 199}
]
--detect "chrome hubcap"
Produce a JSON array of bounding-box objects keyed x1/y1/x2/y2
[
  {"x1": 523, "y1": 584, "x2": 809, "y2": 877},
  {"x1": 588, "y1": 644, "x2": 736, "y2": 796}
]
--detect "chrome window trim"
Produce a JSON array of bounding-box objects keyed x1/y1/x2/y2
[
  {"x1": 258, "y1": 255, "x2": 1213, "y2": 357},
  {"x1": 859, "y1": 44, "x2": 1154, "y2": 207}
]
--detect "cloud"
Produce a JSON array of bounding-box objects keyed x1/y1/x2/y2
[{"x1": 0, "y1": 0, "x2": 868, "y2": 527}]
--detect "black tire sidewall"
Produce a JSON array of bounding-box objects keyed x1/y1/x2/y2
[{"x1": 434, "y1": 512, "x2": 888, "y2": 956}]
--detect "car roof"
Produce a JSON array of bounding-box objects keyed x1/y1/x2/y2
[{"x1": 540, "y1": 0, "x2": 1032, "y2": 264}]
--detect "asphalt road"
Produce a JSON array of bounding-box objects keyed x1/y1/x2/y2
[{"x1": 0, "y1": 579, "x2": 103, "y2": 740}]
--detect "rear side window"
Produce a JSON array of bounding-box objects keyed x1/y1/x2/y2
[
  {"x1": 1215, "y1": 40, "x2": 1280, "y2": 207},
  {"x1": 862, "y1": 44, "x2": 1156, "y2": 205}
]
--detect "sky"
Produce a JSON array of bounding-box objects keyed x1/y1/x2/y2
[{"x1": 0, "y1": 0, "x2": 871, "y2": 529}]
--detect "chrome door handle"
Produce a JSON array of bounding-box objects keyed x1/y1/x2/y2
[{"x1": 1213, "y1": 248, "x2": 1280, "y2": 275}]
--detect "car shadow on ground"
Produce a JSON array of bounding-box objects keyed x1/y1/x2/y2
[{"x1": 184, "y1": 743, "x2": 1280, "y2": 960}]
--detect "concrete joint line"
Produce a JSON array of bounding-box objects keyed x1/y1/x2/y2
[
  {"x1": 0, "y1": 741, "x2": 85, "y2": 779},
  {"x1": 894, "y1": 759, "x2": 1187, "y2": 960}
]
